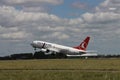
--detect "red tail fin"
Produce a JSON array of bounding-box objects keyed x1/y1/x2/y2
[{"x1": 73, "y1": 36, "x2": 90, "y2": 51}]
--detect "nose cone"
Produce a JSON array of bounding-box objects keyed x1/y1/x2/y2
[{"x1": 31, "y1": 41, "x2": 37, "y2": 48}]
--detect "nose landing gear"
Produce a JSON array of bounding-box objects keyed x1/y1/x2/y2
[{"x1": 34, "y1": 48, "x2": 37, "y2": 52}]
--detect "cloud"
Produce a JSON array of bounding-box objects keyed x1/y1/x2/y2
[
  {"x1": 42, "y1": 32, "x2": 69, "y2": 40},
  {"x1": 0, "y1": 5, "x2": 74, "y2": 42},
  {"x1": 82, "y1": 12, "x2": 120, "y2": 23},
  {"x1": 1, "y1": 31, "x2": 29, "y2": 39},
  {"x1": 96, "y1": 0, "x2": 120, "y2": 13},
  {"x1": 0, "y1": 0, "x2": 63, "y2": 12},
  {"x1": 0, "y1": 0, "x2": 63, "y2": 6}
]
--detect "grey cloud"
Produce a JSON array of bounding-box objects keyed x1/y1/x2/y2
[
  {"x1": 0, "y1": 0, "x2": 63, "y2": 6},
  {"x1": 82, "y1": 12, "x2": 120, "y2": 24},
  {"x1": 0, "y1": 0, "x2": 63, "y2": 12},
  {"x1": 96, "y1": 0, "x2": 120, "y2": 13}
]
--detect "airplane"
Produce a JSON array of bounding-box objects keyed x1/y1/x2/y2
[{"x1": 31, "y1": 36, "x2": 97, "y2": 57}]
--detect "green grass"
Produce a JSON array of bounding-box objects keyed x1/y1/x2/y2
[
  {"x1": 0, "y1": 59, "x2": 120, "y2": 80},
  {"x1": 0, "y1": 70, "x2": 120, "y2": 80}
]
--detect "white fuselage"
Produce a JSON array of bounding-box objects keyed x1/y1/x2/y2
[{"x1": 31, "y1": 41, "x2": 86, "y2": 55}]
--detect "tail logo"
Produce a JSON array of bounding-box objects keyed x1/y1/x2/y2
[{"x1": 81, "y1": 42, "x2": 87, "y2": 49}]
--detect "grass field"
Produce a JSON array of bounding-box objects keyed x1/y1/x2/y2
[{"x1": 0, "y1": 59, "x2": 120, "y2": 80}]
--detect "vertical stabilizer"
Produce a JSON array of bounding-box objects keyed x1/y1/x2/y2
[{"x1": 74, "y1": 36, "x2": 90, "y2": 51}]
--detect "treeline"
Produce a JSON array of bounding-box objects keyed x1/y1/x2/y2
[
  {"x1": 0, "y1": 51, "x2": 66, "y2": 60},
  {"x1": 97, "y1": 54, "x2": 120, "y2": 58},
  {"x1": 0, "y1": 51, "x2": 120, "y2": 60}
]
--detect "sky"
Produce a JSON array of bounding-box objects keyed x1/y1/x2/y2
[{"x1": 0, "y1": 0, "x2": 120, "y2": 56}]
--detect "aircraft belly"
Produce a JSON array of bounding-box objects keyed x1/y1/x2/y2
[{"x1": 59, "y1": 49, "x2": 80, "y2": 55}]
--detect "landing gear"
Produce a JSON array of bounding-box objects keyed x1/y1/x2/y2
[
  {"x1": 46, "y1": 49, "x2": 50, "y2": 53},
  {"x1": 34, "y1": 48, "x2": 36, "y2": 51},
  {"x1": 55, "y1": 53, "x2": 67, "y2": 58}
]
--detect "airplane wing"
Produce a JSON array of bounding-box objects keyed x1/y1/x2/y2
[
  {"x1": 47, "y1": 48, "x2": 60, "y2": 53},
  {"x1": 84, "y1": 50, "x2": 97, "y2": 53},
  {"x1": 67, "y1": 53, "x2": 98, "y2": 57}
]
